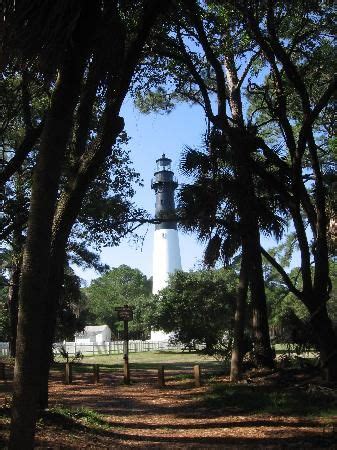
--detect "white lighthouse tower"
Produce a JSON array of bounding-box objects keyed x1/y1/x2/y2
[{"x1": 151, "y1": 154, "x2": 182, "y2": 341}]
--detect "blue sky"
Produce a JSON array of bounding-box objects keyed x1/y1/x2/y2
[
  {"x1": 76, "y1": 97, "x2": 208, "y2": 283},
  {"x1": 75, "y1": 94, "x2": 281, "y2": 284}
]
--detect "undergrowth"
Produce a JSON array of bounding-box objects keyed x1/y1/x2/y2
[
  {"x1": 41, "y1": 406, "x2": 110, "y2": 430},
  {"x1": 201, "y1": 384, "x2": 337, "y2": 418}
]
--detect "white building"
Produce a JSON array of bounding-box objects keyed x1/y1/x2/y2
[{"x1": 75, "y1": 325, "x2": 111, "y2": 345}]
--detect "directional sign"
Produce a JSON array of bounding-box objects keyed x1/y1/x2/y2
[
  {"x1": 114, "y1": 305, "x2": 132, "y2": 384},
  {"x1": 115, "y1": 305, "x2": 133, "y2": 321}
]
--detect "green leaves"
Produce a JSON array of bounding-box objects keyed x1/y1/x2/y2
[
  {"x1": 144, "y1": 268, "x2": 237, "y2": 354},
  {"x1": 84, "y1": 265, "x2": 152, "y2": 333}
]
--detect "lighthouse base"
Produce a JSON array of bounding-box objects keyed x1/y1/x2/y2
[{"x1": 150, "y1": 330, "x2": 172, "y2": 342}]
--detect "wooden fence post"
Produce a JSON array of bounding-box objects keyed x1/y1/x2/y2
[
  {"x1": 65, "y1": 362, "x2": 72, "y2": 384},
  {"x1": 0, "y1": 362, "x2": 5, "y2": 381},
  {"x1": 158, "y1": 365, "x2": 165, "y2": 387},
  {"x1": 124, "y1": 356, "x2": 130, "y2": 385},
  {"x1": 194, "y1": 364, "x2": 202, "y2": 387},
  {"x1": 93, "y1": 364, "x2": 100, "y2": 384}
]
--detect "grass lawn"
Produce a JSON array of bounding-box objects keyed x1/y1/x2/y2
[{"x1": 55, "y1": 350, "x2": 226, "y2": 371}]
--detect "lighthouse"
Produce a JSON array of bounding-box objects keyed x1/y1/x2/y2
[{"x1": 152, "y1": 154, "x2": 182, "y2": 295}]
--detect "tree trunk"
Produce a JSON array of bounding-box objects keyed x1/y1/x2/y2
[
  {"x1": 8, "y1": 262, "x2": 20, "y2": 358},
  {"x1": 232, "y1": 132, "x2": 274, "y2": 368},
  {"x1": 7, "y1": 173, "x2": 25, "y2": 358},
  {"x1": 246, "y1": 224, "x2": 274, "y2": 368},
  {"x1": 230, "y1": 252, "x2": 249, "y2": 381},
  {"x1": 224, "y1": 55, "x2": 274, "y2": 368},
  {"x1": 9, "y1": 39, "x2": 88, "y2": 449},
  {"x1": 38, "y1": 253, "x2": 65, "y2": 410},
  {"x1": 308, "y1": 302, "x2": 337, "y2": 381},
  {"x1": 37, "y1": 109, "x2": 125, "y2": 409}
]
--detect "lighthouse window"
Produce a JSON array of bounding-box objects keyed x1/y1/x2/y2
[{"x1": 162, "y1": 232, "x2": 167, "y2": 238}]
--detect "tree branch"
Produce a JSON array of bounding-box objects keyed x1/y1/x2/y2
[
  {"x1": 183, "y1": 0, "x2": 228, "y2": 125},
  {"x1": 0, "y1": 122, "x2": 43, "y2": 186},
  {"x1": 114, "y1": 0, "x2": 173, "y2": 112},
  {"x1": 261, "y1": 246, "x2": 303, "y2": 299},
  {"x1": 21, "y1": 70, "x2": 33, "y2": 130},
  {"x1": 266, "y1": 0, "x2": 311, "y2": 115},
  {"x1": 176, "y1": 27, "x2": 215, "y2": 121},
  {"x1": 224, "y1": 51, "x2": 244, "y2": 127},
  {"x1": 237, "y1": 49, "x2": 260, "y2": 90},
  {"x1": 311, "y1": 75, "x2": 337, "y2": 126}
]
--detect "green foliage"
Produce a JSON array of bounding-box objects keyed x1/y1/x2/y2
[
  {"x1": 202, "y1": 383, "x2": 337, "y2": 417},
  {"x1": 44, "y1": 406, "x2": 109, "y2": 430},
  {"x1": 327, "y1": 260, "x2": 337, "y2": 322},
  {"x1": 72, "y1": 132, "x2": 145, "y2": 251},
  {"x1": 136, "y1": 1, "x2": 335, "y2": 331},
  {"x1": 263, "y1": 240, "x2": 337, "y2": 348},
  {"x1": 178, "y1": 137, "x2": 288, "y2": 267},
  {"x1": 0, "y1": 258, "x2": 88, "y2": 343},
  {"x1": 134, "y1": 87, "x2": 176, "y2": 114},
  {"x1": 54, "y1": 267, "x2": 88, "y2": 341},
  {"x1": 84, "y1": 265, "x2": 152, "y2": 335},
  {"x1": 263, "y1": 237, "x2": 308, "y2": 327},
  {"x1": 0, "y1": 250, "x2": 12, "y2": 341},
  {"x1": 0, "y1": 281, "x2": 9, "y2": 341},
  {"x1": 142, "y1": 268, "x2": 237, "y2": 354}
]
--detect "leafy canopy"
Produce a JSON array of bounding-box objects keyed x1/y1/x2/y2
[
  {"x1": 144, "y1": 268, "x2": 237, "y2": 350},
  {"x1": 84, "y1": 265, "x2": 152, "y2": 333}
]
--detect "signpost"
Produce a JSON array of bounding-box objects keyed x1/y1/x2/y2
[{"x1": 115, "y1": 304, "x2": 133, "y2": 384}]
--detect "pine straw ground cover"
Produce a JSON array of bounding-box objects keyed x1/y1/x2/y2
[{"x1": 0, "y1": 364, "x2": 336, "y2": 448}]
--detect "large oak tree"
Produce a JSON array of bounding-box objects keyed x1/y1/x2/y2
[{"x1": 2, "y1": 1, "x2": 172, "y2": 448}]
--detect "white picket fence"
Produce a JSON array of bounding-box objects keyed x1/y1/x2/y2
[
  {"x1": 0, "y1": 340, "x2": 196, "y2": 357},
  {"x1": 0, "y1": 342, "x2": 9, "y2": 356},
  {"x1": 53, "y1": 340, "x2": 181, "y2": 356}
]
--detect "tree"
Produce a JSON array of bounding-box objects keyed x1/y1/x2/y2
[
  {"x1": 178, "y1": 135, "x2": 286, "y2": 373},
  {"x1": 0, "y1": 86, "x2": 142, "y2": 355},
  {"x1": 0, "y1": 272, "x2": 10, "y2": 342},
  {"x1": 226, "y1": 0, "x2": 337, "y2": 379},
  {"x1": 263, "y1": 240, "x2": 337, "y2": 349},
  {"x1": 144, "y1": 269, "x2": 237, "y2": 355},
  {"x1": 2, "y1": 1, "x2": 173, "y2": 447},
  {"x1": 85, "y1": 265, "x2": 152, "y2": 337},
  {"x1": 135, "y1": 0, "x2": 337, "y2": 379},
  {"x1": 135, "y1": 0, "x2": 284, "y2": 370},
  {"x1": 0, "y1": 259, "x2": 88, "y2": 349},
  {"x1": 0, "y1": 67, "x2": 45, "y2": 188},
  {"x1": 54, "y1": 267, "x2": 88, "y2": 342}
]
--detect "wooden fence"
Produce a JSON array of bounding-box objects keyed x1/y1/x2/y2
[
  {"x1": 62, "y1": 362, "x2": 203, "y2": 387},
  {"x1": 0, "y1": 361, "x2": 204, "y2": 388}
]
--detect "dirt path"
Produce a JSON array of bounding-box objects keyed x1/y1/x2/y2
[
  {"x1": 46, "y1": 370, "x2": 337, "y2": 448},
  {"x1": 1, "y1": 369, "x2": 336, "y2": 448}
]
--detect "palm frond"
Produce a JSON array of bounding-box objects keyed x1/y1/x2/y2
[
  {"x1": 180, "y1": 147, "x2": 211, "y2": 176},
  {"x1": 204, "y1": 234, "x2": 221, "y2": 267}
]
